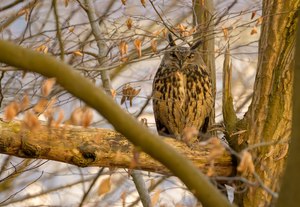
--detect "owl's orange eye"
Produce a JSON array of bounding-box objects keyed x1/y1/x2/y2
[{"x1": 188, "y1": 53, "x2": 195, "y2": 59}]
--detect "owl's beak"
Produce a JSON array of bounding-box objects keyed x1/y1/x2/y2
[{"x1": 179, "y1": 60, "x2": 184, "y2": 68}]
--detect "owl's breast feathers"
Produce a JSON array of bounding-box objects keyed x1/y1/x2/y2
[{"x1": 152, "y1": 64, "x2": 213, "y2": 139}]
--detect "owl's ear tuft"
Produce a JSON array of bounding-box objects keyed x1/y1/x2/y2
[
  {"x1": 167, "y1": 33, "x2": 176, "y2": 47},
  {"x1": 190, "y1": 40, "x2": 202, "y2": 50}
]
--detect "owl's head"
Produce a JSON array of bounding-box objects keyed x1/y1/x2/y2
[{"x1": 162, "y1": 34, "x2": 204, "y2": 68}]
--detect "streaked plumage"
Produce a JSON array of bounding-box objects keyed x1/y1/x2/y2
[{"x1": 152, "y1": 37, "x2": 213, "y2": 140}]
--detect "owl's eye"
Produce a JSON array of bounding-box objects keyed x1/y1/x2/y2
[
  {"x1": 188, "y1": 53, "x2": 195, "y2": 59},
  {"x1": 170, "y1": 52, "x2": 177, "y2": 58}
]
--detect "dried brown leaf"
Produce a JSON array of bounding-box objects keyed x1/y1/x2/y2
[
  {"x1": 188, "y1": 27, "x2": 196, "y2": 36},
  {"x1": 256, "y1": 17, "x2": 263, "y2": 26},
  {"x1": 161, "y1": 28, "x2": 167, "y2": 37},
  {"x1": 36, "y1": 45, "x2": 48, "y2": 53},
  {"x1": 42, "y1": 78, "x2": 56, "y2": 96},
  {"x1": 251, "y1": 11, "x2": 256, "y2": 19},
  {"x1": 121, "y1": 0, "x2": 126, "y2": 5},
  {"x1": 110, "y1": 89, "x2": 116, "y2": 99},
  {"x1": 182, "y1": 126, "x2": 198, "y2": 145},
  {"x1": 68, "y1": 26, "x2": 75, "y2": 33},
  {"x1": 44, "y1": 97, "x2": 57, "y2": 118},
  {"x1": 73, "y1": 50, "x2": 83, "y2": 56},
  {"x1": 70, "y1": 107, "x2": 83, "y2": 125},
  {"x1": 64, "y1": 0, "x2": 69, "y2": 7},
  {"x1": 151, "y1": 190, "x2": 161, "y2": 206},
  {"x1": 126, "y1": 18, "x2": 133, "y2": 30},
  {"x1": 151, "y1": 39, "x2": 157, "y2": 53},
  {"x1": 98, "y1": 177, "x2": 111, "y2": 196},
  {"x1": 23, "y1": 111, "x2": 41, "y2": 130},
  {"x1": 140, "y1": 0, "x2": 146, "y2": 7},
  {"x1": 54, "y1": 110, "x2": 64, "y2": 127},
  {"x1": 119, "y1": 41, "x2": 128, "y2": 58},
  {"x1": 237, "y1": 151, "x2": 255, "y2": 174},
  {"x1": 250, "y1": 27, "x2": 258, "y2": 35},
  {"x1": 134, "y1": 39, "x2": 143, "y2": 57},
  {"x1": 176, "y1": 24, "x2": 189, "y2": 36},
  {"x1": 208, "y1": 137, "x2": 225, "y2": 160},
  {"x1": 33, "y1": 98, "x2": 48, "y2": 113},
  {"x1": 21, "y1": 94, "x2": 30, "y2": 110},
  {"x1": 4, "y1": 102, "x2": 20, "y2": 121},
  {"x1": 120, "y1": 84, "x2": 141, "y2": 107},
  {"x1": 82, "y1": 107, "x2": 93, "y2": 128},
  {"x1": 18, "y1": 8, "x2": 29, "y2": 21},
  {"x1": 222, "y1": 27, "x2": 229, "y2": 40}
]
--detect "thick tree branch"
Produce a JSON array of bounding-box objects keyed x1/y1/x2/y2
[
  {"x1": 0, "y1": 40, "x2": 234, "y2": 207},
  {"x1": 0, "y1": 121, "x2": 233, "y2": 176}
]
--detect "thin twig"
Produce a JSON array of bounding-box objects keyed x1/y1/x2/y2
[
  {"x1": 53, "y1": 0, "x2": 64, "y2": 61},
  {"x1": 78, "y1": 168, "x2": 104, "y2": 207},
  {"x1": 0, "y1": 171, "x2": 44, "y2": 205},
  {"x1": 0, "y1": 0, "x2": 24, "y2": 12},
  {"x1": 128, "y1": 176, "x2": 168, "y2": 207}
]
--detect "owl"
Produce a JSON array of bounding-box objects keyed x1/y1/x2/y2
[{"x1": 152, "y1": 35, "x2": 213, "y2": 140}]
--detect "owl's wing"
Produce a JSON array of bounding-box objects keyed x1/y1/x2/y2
[
  {"x1": 152, "y1": 99, "x2": 171, "y2": 136},
  {"x1": 152, "y1": 68, "x2": 186, "y2": 138},
  {"x1": 200, "y1": 116, "x2": 210, "y2": 133}
]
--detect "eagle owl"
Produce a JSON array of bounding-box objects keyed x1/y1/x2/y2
[{"x1": 152, "y1": 35, "x2": 213, "y2": 140}]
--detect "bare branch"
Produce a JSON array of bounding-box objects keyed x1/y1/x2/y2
[
  {"x1": 0, "y1": 39, "x2": 234, "y2": 207},
  {"x1": 52, "y1": 0, "x2": 64, "y2": 61},
  {"x1": 84, "y1": 0, "x2": 113, "y2": 93},
  {"x1": 132, "y1": 170, "x2": 152, "y2": 207},
  {"x1": 0, "y1": 121, "x2": 233, "y2": 176}
]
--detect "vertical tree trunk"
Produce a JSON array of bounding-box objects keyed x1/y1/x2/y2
[
  {"x1": 192, "y1": 0, "x2": 216, "y2": 126},
  {"x1": 276, "y1": 12, "x2": 300, "y2": 207},
  {"x1": 236, "y1": 1, "x2": 299, "y2": 206}
]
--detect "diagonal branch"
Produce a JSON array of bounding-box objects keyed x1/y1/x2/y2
[{"x1": 0, "y1": 40, "x2": 234, "y2": 207}]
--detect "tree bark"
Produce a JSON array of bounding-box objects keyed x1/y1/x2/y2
[
  {"x1": 0, "y1": 121, "x2": 233, "y2": 176},
  {"x1": 236, "y1": 1, "x2": 299, "y2": 206},
  {"x1": 275, "y1": 12, "x2": 300, "y2": 207}
]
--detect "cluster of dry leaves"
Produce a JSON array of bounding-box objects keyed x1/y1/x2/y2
[
  {"x1": 4, "y1": 78, "x2": 93, "y2": 130},
  {"x1": 222, "y1": 11, "x2": 263, "y2": 40},
  {"x1": 201, "y1": 137, "x2": 255, "y2": 177},
  {"x1": 35, "y1": 35, "x2": 83, "y2": 57},
  {"x1": 120, "y1": 84, "x2": 141, "y2": 107},
  {"x1": 175, "y1": 24, "x2": 196, "y2": 37}
]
